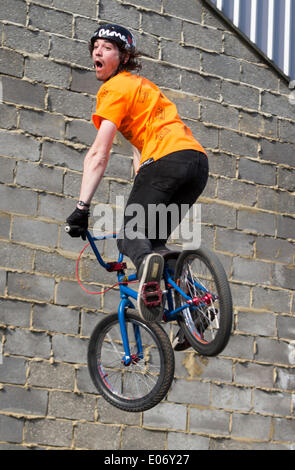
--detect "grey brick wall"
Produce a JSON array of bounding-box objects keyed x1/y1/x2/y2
[{"x1": 0, "y1": 0, "x2": 294, "y2": 451}]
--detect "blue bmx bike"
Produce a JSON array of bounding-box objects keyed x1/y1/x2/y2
[{"x1": 65, "y1": 226, "x2": 233, "y2": 412}]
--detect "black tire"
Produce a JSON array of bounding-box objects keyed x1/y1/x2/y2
[
  {"x1": 88, "y1": 312, "x2": 175, "y2": 412},
  {"x1": 174, "y1": 248, "x2": 233, "y2": 356}
]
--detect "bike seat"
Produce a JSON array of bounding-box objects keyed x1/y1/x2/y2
[
  {"x1": 153, "y1": 249, "x2": 180, "y2": 272},
  {"x1": 153, "y1": 248, "x2": 180, "y2": 260}
]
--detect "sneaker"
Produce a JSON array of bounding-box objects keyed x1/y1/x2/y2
[
  {"x1": 172, "y1": 329, "x2": 191, "y2": 351},
  {"x1": 137, "y1": 253, "x2": 164, "y2": 322}
]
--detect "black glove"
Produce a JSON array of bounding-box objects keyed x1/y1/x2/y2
[{"x1": 66, "y1": 207, "x2": 89, "y2": 241}]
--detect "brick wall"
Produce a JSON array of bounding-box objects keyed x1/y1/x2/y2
[{"x1": 0, "y1": 0, "x2": 294, "y2": 450}]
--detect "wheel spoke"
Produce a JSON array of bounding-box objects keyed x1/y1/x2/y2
[
  {"x1": 175, "y1": 249, "x2": 232, "y2": 356},
  {"x1": 95, "y1": 318, "x2": 164, "y2": 400}
]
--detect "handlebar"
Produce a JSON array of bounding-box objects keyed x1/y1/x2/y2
[{"x1": 65, "y1": 224, "x2": 116, "y2": 270}]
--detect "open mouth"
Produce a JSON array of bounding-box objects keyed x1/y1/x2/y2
[{"x1": 95, "y1": 60, "x2": 103, "y2": 69}]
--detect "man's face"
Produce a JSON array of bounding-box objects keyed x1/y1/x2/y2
[{"x1": 92, "y1": 39, "x2": 121, "y2": 82}]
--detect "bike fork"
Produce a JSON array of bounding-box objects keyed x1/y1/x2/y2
[{"x1": 118, "y1": 297, "x2": 143, "y2": 366}]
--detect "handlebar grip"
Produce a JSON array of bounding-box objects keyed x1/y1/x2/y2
[{"x1": 65, "y1": 224, "x2": 86, "y2": 238}]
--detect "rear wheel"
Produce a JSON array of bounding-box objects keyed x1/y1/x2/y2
[
  {"x1": 174, "y1": 248, "x2": 233, "y2": 356},
  {"x1": 88, "y1": 312, "x2": 175, "y2": 412}
]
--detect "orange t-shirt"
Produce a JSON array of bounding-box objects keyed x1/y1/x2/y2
[{"x1": 92, "y1": 71, "x2": 206, "y2": 168}]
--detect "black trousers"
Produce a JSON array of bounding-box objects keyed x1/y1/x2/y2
[{"x1": 117, "y1": 149, "x2": 209, "y2": 272}]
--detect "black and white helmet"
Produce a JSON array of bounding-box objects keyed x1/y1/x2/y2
[{"x1": 90, "y1": 24, "x2": 136, "y2": 51}]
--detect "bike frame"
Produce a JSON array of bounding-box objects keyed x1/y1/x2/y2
[{"x1": 86, "y1": 230, "x2": 209, "y2": 365}]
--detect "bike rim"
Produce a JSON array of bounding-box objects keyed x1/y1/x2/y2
[
  {"x1": 179, "y1": 255, "x2": 221, "y2": 345},
  {"x1": 96, "y1": 318, "x2": 165, "y2": 401}
]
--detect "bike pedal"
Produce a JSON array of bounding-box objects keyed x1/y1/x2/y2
[{"x1": 142, "y1": 281, "x2": 162, "y2": 307}]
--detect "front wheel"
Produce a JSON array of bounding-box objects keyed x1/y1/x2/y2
[
  {"x1": 174, "y1": 248, "x2": 233, "y2": 356},
  {"x1": 88, "y1": 312, "x2": 175, "y2": 412}
]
